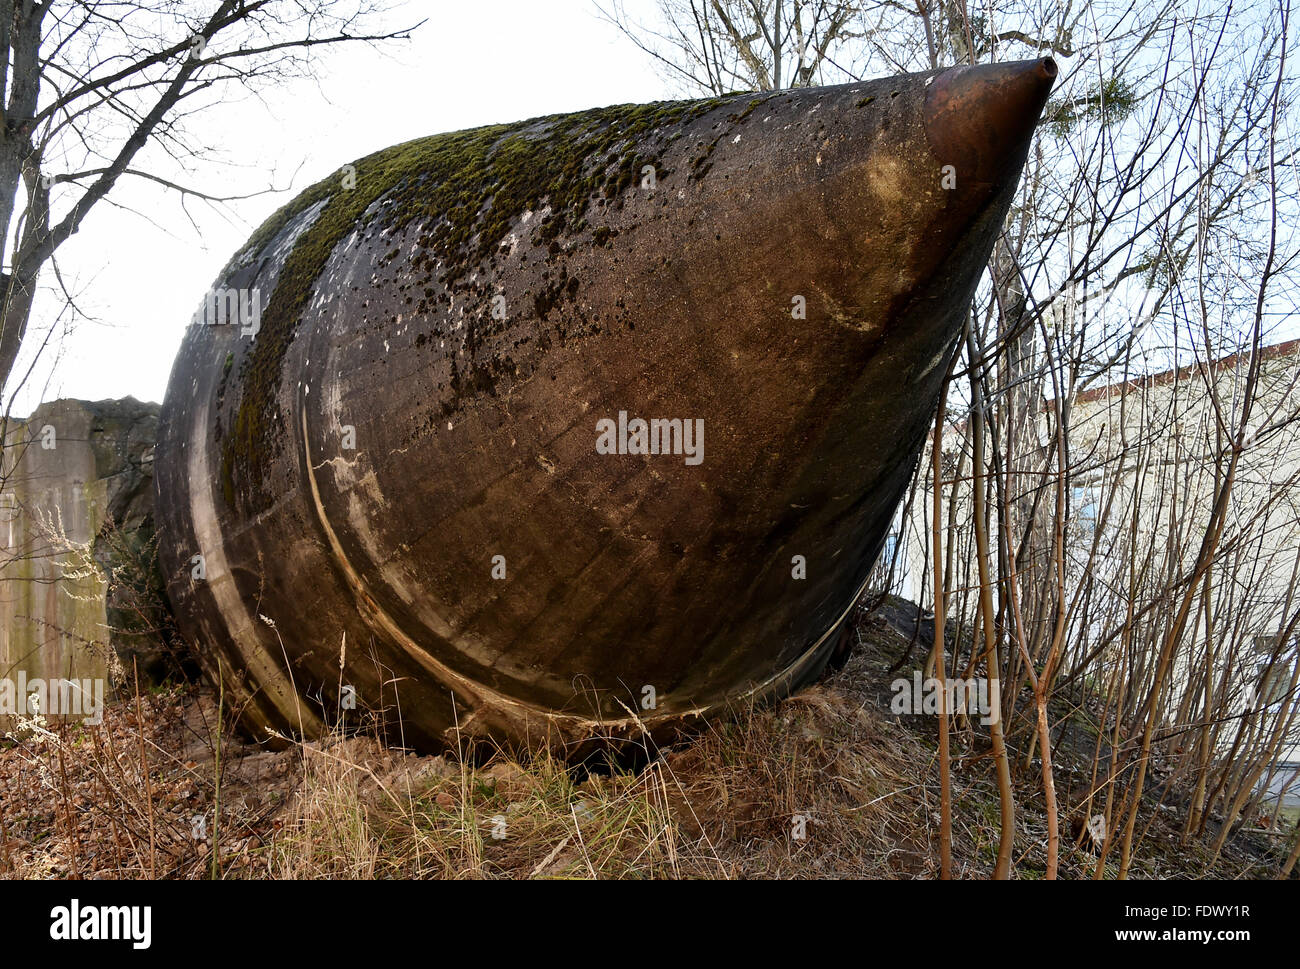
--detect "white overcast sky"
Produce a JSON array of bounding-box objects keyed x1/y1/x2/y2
[{"x1": 12, "y1": 0, "x2": 669, "y2": 415}]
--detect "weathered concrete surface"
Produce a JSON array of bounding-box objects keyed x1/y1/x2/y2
[
  {"x1": 156, "y1": 59, "x2": 1056, "y2": 754},
  {"x1": 1, "y1": 397, "x2": 175, "y2": 707}
]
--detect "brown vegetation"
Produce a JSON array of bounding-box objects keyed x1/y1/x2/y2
[{"x1": 2, "y1": 601, "x2": 1290, "y2": 879}]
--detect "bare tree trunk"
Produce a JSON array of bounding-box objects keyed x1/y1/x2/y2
[
  {"x1": 967, "y1": 319, "x2": 1016, "y2": 878},
  {"x1": 930, "y1": 384, "x2": 952, "y2": 878}
]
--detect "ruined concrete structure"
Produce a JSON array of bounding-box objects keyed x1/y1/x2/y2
[
  {"x1": 0, "y1": 398, "x2": 171, "y2": 714},
  {"x1": 156, "y1": 59, "x2": 1057, "y2": 753}
]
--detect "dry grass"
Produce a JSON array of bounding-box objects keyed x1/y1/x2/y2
[
  {"x1": 270, "y1": 736, "x2": 708, "y2": 878},
  {"x1": 265, "y1": 676, "x2": 937, "y2": 878},
  {"x1": 2, "y1": 604, "x2": 1294, "y2": 879}
]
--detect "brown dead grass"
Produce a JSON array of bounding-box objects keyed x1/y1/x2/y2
[{"x1": 1, "y1": 605, "x2": 1294, "y2": 879}]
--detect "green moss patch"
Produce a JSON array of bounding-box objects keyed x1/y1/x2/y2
[{"x1": 221, "y1": 95, "x2": 757, "y2": 510}]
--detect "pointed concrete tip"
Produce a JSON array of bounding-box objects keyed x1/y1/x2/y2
[{"x1": 924, "y1": 57, "x2": 1058, "y2": 190}]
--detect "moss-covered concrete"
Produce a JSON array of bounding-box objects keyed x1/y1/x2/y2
[
  {"x1": 222, "y1": 97, "x2": 743, "y2": 506},
  {"x1": 155, "y1": 63, "x2": 1058, "y2": 755}
]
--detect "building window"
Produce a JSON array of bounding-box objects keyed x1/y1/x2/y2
[{"x1": 1070, "y1": 485, "x2": 1099, "y2": 537}]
